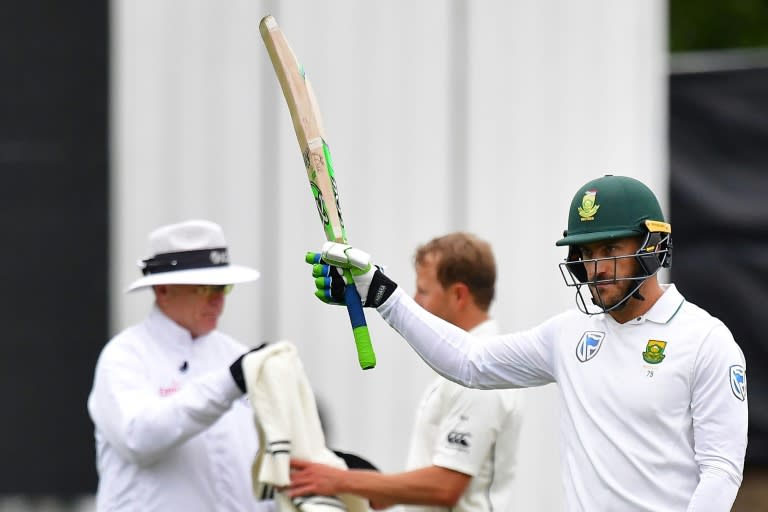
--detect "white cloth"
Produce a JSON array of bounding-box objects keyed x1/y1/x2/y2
[
  {"x1": 87, "y1": 306, "x2": 275, "y2": 512},
  {"x1": 403, "y1": 319, "x2": 522, "y2": 512},
  {"x1": 243, "y1": 341, "x2": 369, "y2": 512},
  {"x1": 378, "y1": 284, "x2": 748, "y2": 512}
]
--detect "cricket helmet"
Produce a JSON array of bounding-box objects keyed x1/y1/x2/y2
[{"x1": 556, "y1": 175, "x2": 673, "y2": 314}]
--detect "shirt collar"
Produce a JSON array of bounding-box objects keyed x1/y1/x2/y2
[
  {"x1": 628, "y1": 283, "x2": 685, "y2": 325},
  {"x1": 470, "y1": 318, "x2": 499, "y2": 337},
  {"x1": 146, "y1": 304, "x2": 197, "y2": 346}
]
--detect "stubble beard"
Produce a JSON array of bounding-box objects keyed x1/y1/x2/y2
[{"x1": 588, "y1": 278, "x2": 634, "y2": 311}]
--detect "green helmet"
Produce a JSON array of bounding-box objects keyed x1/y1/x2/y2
[
  {"x1": 556, "y1": 175, "x2": 665, "y2": 247},
  {"x1": 556, "y1": 175, "x2": 673, "y2": 315}
]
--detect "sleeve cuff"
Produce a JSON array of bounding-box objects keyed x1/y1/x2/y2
[
  {"x1": 377, "y1": 286, "x2": 405, "y2": 315},
  {"x1": 213, "y1": 366, "x2": 245, "y2": 403}
]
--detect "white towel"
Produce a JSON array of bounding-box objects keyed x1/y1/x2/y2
[{"x1": 243, "y1": 341, "x2": 370, "y2": 512}]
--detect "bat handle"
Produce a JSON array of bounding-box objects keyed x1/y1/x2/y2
[{"x1": 343, "y1": 269, "x2": 376, "y2": 369}]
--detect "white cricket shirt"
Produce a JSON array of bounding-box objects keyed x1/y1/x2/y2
[
  {"x1": 379, "y1": 284, "x2": 748, "y2": 511},
  {"x1": 403, "y1": 320, "x2": 522, "y2": 512},
  {"x1": 88, "y1": 306, "x2": 275, "y2": 512}
]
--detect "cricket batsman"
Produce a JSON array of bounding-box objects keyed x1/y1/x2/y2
[{"x1": 301, "y1": 174, "x2": 748, "y2": 511}]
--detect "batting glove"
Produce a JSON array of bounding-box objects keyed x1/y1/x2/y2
[{"x1": 305, "y1": 242, "x2": 397, "y2": 308}]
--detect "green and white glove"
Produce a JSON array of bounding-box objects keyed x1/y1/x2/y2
[{"x1": 305, "y1": 242, "x2": 398, "y2": 308}]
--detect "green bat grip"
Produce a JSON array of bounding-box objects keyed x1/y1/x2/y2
[{"x1": 343, "y1": 268, "x2": 376, "y2": 369}]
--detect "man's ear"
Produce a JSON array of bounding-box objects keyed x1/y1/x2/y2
[{"x1": 450, "y1": 282, "x2": 471, "y2": 310}]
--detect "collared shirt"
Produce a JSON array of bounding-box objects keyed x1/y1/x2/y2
[
  {"x1": 379, "y1": 284, "x2": 748, "y2": 511},
  {"x1": 88, "y1": 306, "x2": 274, "y2": 512},
  {"x1": 403, "y1": 319, "x2": 522, "y2": 512}
]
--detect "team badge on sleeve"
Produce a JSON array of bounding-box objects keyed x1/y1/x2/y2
[
  {"x1": 729, "y1": 365, "x2": 747, "y2": 401},
  {"x1": 576, "y1": 331, "x2": 605, "y2": 362}
]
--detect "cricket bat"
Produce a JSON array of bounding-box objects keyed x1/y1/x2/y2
[{"x1": 259, "y1": 15, "x2": 376, "y2": 370}]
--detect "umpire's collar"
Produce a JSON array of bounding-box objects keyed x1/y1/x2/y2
[{"x1": 146, "y1": 305, "x2": 198, "y2": 345}]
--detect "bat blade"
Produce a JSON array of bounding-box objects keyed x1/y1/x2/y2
[{"x1": 259, "y1": 14, "x2": 375, "y2": 370}]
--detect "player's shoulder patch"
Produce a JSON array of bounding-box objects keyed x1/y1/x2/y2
[
  {"x1": 729, "y1": 365, "x2": 747, "y2": 401},
  {"x1": 575, "y1": 331, "x2": 605, "y2": 362}
]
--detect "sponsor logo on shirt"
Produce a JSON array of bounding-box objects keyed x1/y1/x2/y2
[
  {"x1": 159, "y1": 382, "x2": 180, "y2": 396},
  {"x1": 447, "y1": 431, "x2": 471, "y2": 448},
  {"x1": 575, "y1": 331, "x2": 605, "y2": 362},
  {"x1": 729, "y1": 365, "x2": 747, "y2": 401},
  {"x1": 642, "y1": 340, "x2": 667, "y2": 364}
]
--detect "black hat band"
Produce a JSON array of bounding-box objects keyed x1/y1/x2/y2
[{"x1": 141, "y1": 247, "x2": 229, "y2": 275}]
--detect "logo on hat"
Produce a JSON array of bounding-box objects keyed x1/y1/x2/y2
[
  {"x1": 642, "y1": 340, "x2": 667, "y2": 364},
  {"x1": 209, "y1": 250, "x2": 229, "y2": 265},
  {"x1": 578, "y1": 190, "x2": 600, "y2": 221}
]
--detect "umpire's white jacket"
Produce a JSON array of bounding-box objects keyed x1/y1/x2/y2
[{"x1": 88, "y1": 306, "x2": 274, "y2": 512}]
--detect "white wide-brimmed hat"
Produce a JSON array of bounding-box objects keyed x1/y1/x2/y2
[{"x1": 127, "y1": 219, "x2": 261, "y2": 292}]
